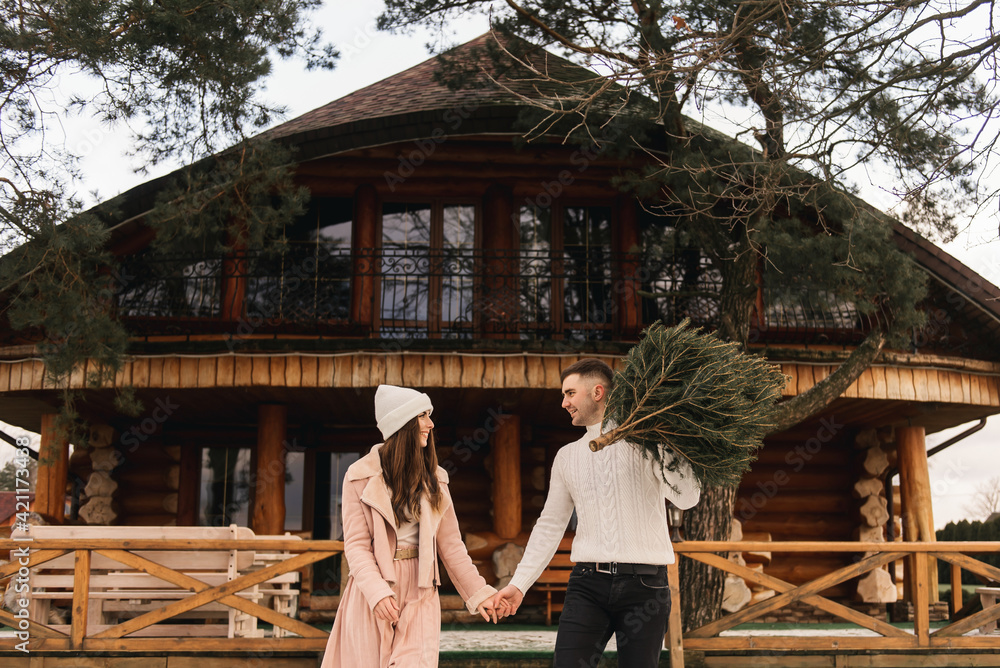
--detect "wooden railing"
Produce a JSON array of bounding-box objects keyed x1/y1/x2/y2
[
  {"x1": 0, "y1": 537, "x2": 342, "y2": 651},
  {"x1": 3, "y1": 538, "x2": 999, "y2": 660},
  {"x1": 666, "y1": 541, "x2": 1000, "y2": 668}
]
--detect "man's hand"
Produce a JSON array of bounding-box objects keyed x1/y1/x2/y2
[
  {"x1": 373, "y1": 595, "x2": 400, "y2": 623},
  {"x1": 492, "y1": 584, "x2": 524, "y2": 618}
]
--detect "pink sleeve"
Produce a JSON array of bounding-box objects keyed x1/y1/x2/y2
[{"x1": 436, "y1": 487, "x2": 497, "y2": 613}]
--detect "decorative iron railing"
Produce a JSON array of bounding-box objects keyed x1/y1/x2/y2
[{"x1": 115, "y1": 248, "x2": 893, "y2": 345}]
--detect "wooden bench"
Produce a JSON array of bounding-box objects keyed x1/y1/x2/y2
[
  {"x1": 976, "y1": 587, "x2": 1000, "y2": 635},
  {"x1": 535, "y1": 535, "x2": 574, "y2": 626},
  {"x1": 19, "y1": 524, "x2": 299, "y2": 638},
  {"x1": 248, "y1": 533, "x2": 303, "y2": 637}
]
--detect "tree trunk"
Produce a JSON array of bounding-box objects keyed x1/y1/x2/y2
[
  {"x1": 680, "y1": 485, "x2": 735, "y2": 631},
  {"x1": 679, "y1": 238, "x2": 754, "y2": 630}
]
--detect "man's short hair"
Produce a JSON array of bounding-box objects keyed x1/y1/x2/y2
[{"x1": 560, "y1": 358, "x2": 614, "y2": 389}]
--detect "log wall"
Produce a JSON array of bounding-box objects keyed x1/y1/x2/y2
[{"x1": 737, "y1": 434, "x2": 858, "y2": 598}]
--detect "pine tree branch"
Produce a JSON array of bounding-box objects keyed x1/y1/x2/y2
[{"x1": 768, "y1": 327, "x2": 886, "y2": 433}]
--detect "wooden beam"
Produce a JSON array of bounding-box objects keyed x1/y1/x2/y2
[
  {"x1": 897, "y1": 425, "x2": 938, "y2": 603},
  {"x1": 491, "y1": 414, "x2": 522, "y2": 539},
  {"x1": 666, "y1": 560, "x2": 684, "y2": 668},
  {"x1": 71, "y1": 549, "x2": 91, "y2": 649},
  {"x1": 615, "y1": 196, "x2": 642, "y2": 339},
  {"x1": 351, "y1": 184, "x2": 378, "y2": 329},
  {"x1": 37, "y1": 413, "x2": 69, "y2": 523},
  {"x1": 482, "y1": 183, "x2": 517, "y2": 339},
  {"x1": 252, "y1": 404, "x2": 287, "y2": 535},
  {"x1": 221, "y1": 227, "x2": 247, "y2": 321}
]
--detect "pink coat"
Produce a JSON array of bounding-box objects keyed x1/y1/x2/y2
[{"x1": 321, "y1": 445, "x2": 496, "y2": 667}]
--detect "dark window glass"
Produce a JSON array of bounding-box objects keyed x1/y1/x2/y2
[
  {"x1": 381, "y1": 203, "x2": 431, "y2": 333},
  {"x1": 563, "y1": 206, "x2": 612, "y2": 339},
  {"x1": 441, "y1": 205, "x2": 476, "y2": 337},
  {"x1": 638, "y1": 211, "x2": 720, "y2": 328},
  {"x1": 199, "y1": 447, "x2": 252, "y2": 527},
  {"x1": 246, "y1": 198, "x2": 354, "y2": 322},
  {"x1": 518, "y1": 205, "x2": 553, "y2": 331}
]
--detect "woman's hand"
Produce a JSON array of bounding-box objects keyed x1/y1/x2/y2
[
  {"x1": 477, "y1": 597, "x2": 499, "y2": 624},
  {"x1": 373, "y1": 595, "x2": 400, "y2": 624}
]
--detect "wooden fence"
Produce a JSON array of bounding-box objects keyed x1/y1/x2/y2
[
  {"x1": 0, "y1": 537, "x2": 341, "y2": 651},
  {"x1": 2, "y1": 538, "x2": 999, "y2": 661},
  {"x1": 666, "y1": 541, "x2": 1000, "y2": 667}
]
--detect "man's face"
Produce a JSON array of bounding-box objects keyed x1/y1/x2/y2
[{"x1": 560, "y1": 373, "x2": 604, "y2": 426}]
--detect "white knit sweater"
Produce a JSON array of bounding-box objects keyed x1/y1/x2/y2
[{"x1": 509, "y1": 423, "x2": 701, "y2": 595}]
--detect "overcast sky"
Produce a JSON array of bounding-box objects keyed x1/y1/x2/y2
[{"x1": 5, "y1": 1, "x2": 998, "y2": 528}]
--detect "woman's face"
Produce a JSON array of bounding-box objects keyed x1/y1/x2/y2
[{"x1": 416, "y1": 411, "x2": 434, "y2": 447}]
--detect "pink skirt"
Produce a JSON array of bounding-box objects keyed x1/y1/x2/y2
[{"x1": 321, "y1": 547, "x2": 441, "y2": 668}]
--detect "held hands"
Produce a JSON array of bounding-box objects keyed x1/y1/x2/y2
[
  {"x1": 376, "y1": 587, "x2": 521, "y2": 625},
  {"x1": 491, "y1": 584, "x2": 524, "y2": 619},
  {"x1": 373, "y1": 596, "x2": 400, "y2": 624},
  {"x1": 476, "y1": 596, "x2": 499, "y2": 623}
]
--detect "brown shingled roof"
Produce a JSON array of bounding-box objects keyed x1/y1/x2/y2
[{"x1": 267, "y1": 31, "x2": 611, "y2": 143}]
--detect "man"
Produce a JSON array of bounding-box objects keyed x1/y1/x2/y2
[{"x1": 493, "y1": 358, "x2": 700, "y2": 667}]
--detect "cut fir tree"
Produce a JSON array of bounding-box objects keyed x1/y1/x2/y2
[{"x1": 590, "y1": 319, "x2": 788, "y2": 488}]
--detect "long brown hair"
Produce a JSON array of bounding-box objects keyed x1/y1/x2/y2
[{"x1": 379, "y1": 415, "x2": 443, "y2": 525}]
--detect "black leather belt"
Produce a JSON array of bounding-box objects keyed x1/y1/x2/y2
[{"x1": 577, "y1": 562, "x2": 663, "y2": 575}]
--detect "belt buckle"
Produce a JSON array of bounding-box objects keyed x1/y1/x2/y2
[{"x1": 596, "y1": 562, "x2": 617, "y2": 575}]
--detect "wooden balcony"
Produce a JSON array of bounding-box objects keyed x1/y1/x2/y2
[{"x1": 105, "y1": 248, "x2": 900, "y2": 349}]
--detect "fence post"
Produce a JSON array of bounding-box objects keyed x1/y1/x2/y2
[
  {"x1": 912, "y1": 550, "x2": 931, "y2": 646},
  {"x1": 71, "y1": 549, "x2": 92, "y2": 649},
  {"x1": 667, "y1": 560, "x2": 685, "y2": 668}
]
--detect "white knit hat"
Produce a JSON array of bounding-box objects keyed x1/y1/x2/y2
[{"x1": 375, "y1": 384, "x2": 433, "y2": 440}]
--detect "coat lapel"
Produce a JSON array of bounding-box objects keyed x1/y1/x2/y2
[
  {"x1": 416, "y1": 468, "x2": 452, "y2": 587},
  {"x1": 350, "y1": 446, "x2": 396, "y2": 528}
]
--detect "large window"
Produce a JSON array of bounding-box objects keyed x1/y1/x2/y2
[
  {"x1": 562, "y1": 206, "x2": 613, "y2": 338},
  {"x1": 199, "y1": 447, "x2": 252, "y2": 527},
  {"x1": 117, "y1": 253, "x2": 222, "y2": 318},
  {"x1": 198, "y1": 446, "x2": 305, "y2": 532},
  {"x1": 638, "y1": 214, "x2": 721, "y2": 329},
  {"x1": 517, "y1": 204, "x2": 613, "y2": 340},
  {"x1": 246, "y1": 197, "x2": 354, "y2": 323},
  {"x1": 380, "y1": 202, "x2": 476, "y2": 337},
  {"x1": 310, "y1": 450, "x2": 362, "y2": 597},
  {"x1": 519, "y1": 205, "x2": 553, "y2": 332}
]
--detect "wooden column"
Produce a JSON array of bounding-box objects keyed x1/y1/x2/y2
[
  {"x1": 37, "y1": 413, "x2": 69, "y2": 523},
  {"x1": 491, "y1": 413, "x2": 521, "y2": 539},
  {"x1": 351, "y1": 185, "x2": 378, "y2": 330},
  {"x1": 176, "y1": 445, "x2": 202, "y2": 526},
  {"x1": 897, "y1": 425, "x2": 938, "y2": 603},
  {"x1": 252, "y1": 404, "x2": 287, "y2": 535},
  {"x1": 482, "y1": 184, "x2": 517, "y2": 339},
  {"x1": 615, "y1": 197, "x2": 642, "y2": 339},
  {"x1": 221, "y1": 224, "x2": 248, "y2": 320}
]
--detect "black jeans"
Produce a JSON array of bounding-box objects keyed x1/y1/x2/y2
[{"x1": 553, "y1": 563, "x2": 671, "y2": 668}]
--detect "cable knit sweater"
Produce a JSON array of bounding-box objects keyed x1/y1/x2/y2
[{"x1": 509, "y1": 422, "x2": 701, "y2": 595}]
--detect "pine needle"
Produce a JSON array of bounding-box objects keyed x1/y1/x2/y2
[{"x1": 590, "y1": 319, "x2": 788, "y2": 488}]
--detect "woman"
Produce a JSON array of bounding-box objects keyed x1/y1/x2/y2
[{"x1": 322, "y1": 384, "x2": 498, "y2": 668}]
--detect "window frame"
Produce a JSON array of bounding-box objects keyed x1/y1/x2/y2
[{"x1": 376, "y1": 199, "x2": 481, "y2": 338}]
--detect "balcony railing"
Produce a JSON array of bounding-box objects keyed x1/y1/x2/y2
[{"x1": 114, "y1": 248, "x2": 894, "y2": 345}]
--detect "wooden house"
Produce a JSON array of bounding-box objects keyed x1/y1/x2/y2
[{"x1": 0, "y1": 32, "x2": 998, "y2": 627}]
